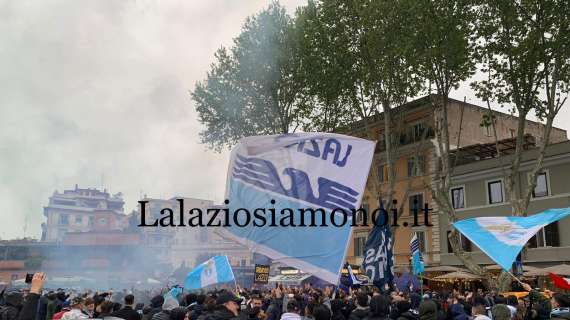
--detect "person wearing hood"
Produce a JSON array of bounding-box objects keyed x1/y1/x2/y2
[
  {"x1": 3, "y1": 273, "x2": 47, "y2": 320},
  {"x1": 348, "y1": 294, "x2": 369, "y2": 320},
  {"x1": 395, "y1": 301, "x2": 419, "y2": 320},
  {"x1": 152, "y1": 294, "x2": 180, "y2": 320},
  {"x1": 144, "y1": 296, "x2": 165, "y2": 320},
  {"x1": 0, "y1": 291, "x2": 24, "y2": 320},
  {"x1": 418, "y1": 300, "x2": 437, "y2": 320},
  {"x1": 366, "y1": 295, "x2": 390, "y2": 320},
  {"x1": 550, "y1": 293, "x2": 570, "y2": 320},
  {"x1": 280, "y1": 301, "x2": 302, "y2": 320}
]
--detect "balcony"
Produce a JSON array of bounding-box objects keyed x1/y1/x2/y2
[{"x1": 375, "y1": 127, "x2": 435, "y2": 153}]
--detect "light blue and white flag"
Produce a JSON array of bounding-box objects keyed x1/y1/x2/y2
[
  {"x1": 223, "y1": 133, "x2": 375, "y2": 283},
  {"x1": 453, "y1": 207, "x2": 570, "y2": 271},
  {"x1": 184, "y1": 256, "x2": 235, "y2": 290},
  {"x1": 410, "y1": 233, "x2": 424, "y2": 275},
  {"x1": 347, "y1": 265, "x2": 361, "y2": 286}
]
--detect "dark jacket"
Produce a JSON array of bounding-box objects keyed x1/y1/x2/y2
[
  {"x1": 36, "y1": 295, "x2": 48, "y2": 320},
  {"x1": 449, "y1": 305, "x2": 467, "y2": 320},
  {"x1": 151, "y1": 311, "x2": 170, "y2": 320},
  {"x1": 111, "y1": 306, "x2": 142, "y2": 320},
  {"x1": 0, "y1": 293, "x2": 41, "y2": 320},
  {"x1": 349, "y1": 308, "x2": 370, "y2": 320},
  {"x1": 46, "y1": 299, "x2": 58, "y2": 320},
  {"x1": 266, "y1": 299, "x2": 282, "y2": 320},
  {"x1": 396, "y1": 312, "x2": 419, "y2": 320},
  {"x1": 204, "y1": 309, "x2": 240, "y2": 320}
]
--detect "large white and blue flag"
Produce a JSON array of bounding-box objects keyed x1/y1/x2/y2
[
  {"x1": 184, "y1": 256, "x2": 235, "y2": 290},
  {"x1": 453, "y1": 207, "x2": 570, "y2": 271},
  {"x1": 223, "y1": 133, "x2": 375, "y2": 283},
  {"x1": 410, "y1": 232, "x2": 424, "y2": 275}
]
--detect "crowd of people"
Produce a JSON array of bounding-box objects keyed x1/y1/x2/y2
[{"x1": 1, "y1": 273, "x2": 568, "y2": 320}]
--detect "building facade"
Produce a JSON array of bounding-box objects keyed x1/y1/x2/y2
[
  {"x1": 344, "y1": 95, "x2": 567, "y2": 268},
  {"x1": 42, "y1": 185, "x2": 126, "y2": 242},
  {"x1": 440, "y1": 140, "x2": 570, "y2": 267}
]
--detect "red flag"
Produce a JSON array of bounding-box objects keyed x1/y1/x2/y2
[{"x1": 548, "y1": 272, "x2": 570, "y2": 290}]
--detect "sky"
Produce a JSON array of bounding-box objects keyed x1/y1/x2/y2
[{"x1": 1, "y1": 0, "x2": 569, "y2": 240}]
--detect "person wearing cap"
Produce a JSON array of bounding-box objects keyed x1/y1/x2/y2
[
  {"x1": 206, "y1": 291, "x2": 242, "y2": 320},
  {"x1": 60, "y1": 296, "x2": 88, "y2": 320}
]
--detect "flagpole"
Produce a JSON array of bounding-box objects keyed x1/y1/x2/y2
[
  {"x1": 505, "y1": 269, "x2": 525, "y2": 286},
  {"x1": 419, "y1": 273, "x2": 423, "y2": 297}
]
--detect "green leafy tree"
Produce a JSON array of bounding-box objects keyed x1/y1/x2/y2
[
  {"x1": 192, "y1": 2, "x2": 309, "y2": 151},
  {"x1": 298, "y1": 0, "x2": 424, "y2": 213},
  {"x1": 472, "y1": 0, "x2": 569, "y2": 290}
]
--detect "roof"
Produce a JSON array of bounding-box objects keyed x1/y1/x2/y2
[
  {"x1": 341, "y1": 94, "x2": 566, "y2": 134},
  {"x1": 452, "y1": 138, "x2": 570, "y2": 177}
]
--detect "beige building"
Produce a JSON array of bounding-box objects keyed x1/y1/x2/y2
[
  {"x1": 440, "y1": 139, "x2": 570, "y2": 267},
  {"x1": 134, "y1": 197, "x2": 252, "y2": 269},
  {"x1": 343, "y1": 95, "x2": 567, "y2": 269}
]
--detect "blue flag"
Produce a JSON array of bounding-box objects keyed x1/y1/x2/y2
[
  {"x1": 453, "y1": 207, "x2": 570, "y2": 271},
  {"x1": 362, "y1": 223, "x2": 394, "y2": 288},
  {"x1": 223, "y1": 133, "x2": 375, "y2": 283},
  {"x1": 410, "y1": 233, "x2": 424, "y2": 275},
  {"x1": 184, "y1": 256, "x2": 235, "y2": 290}
]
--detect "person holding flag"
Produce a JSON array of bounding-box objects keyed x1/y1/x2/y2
[{"x1": 410, "y1": 232, "x2": 424, "y2": 295}]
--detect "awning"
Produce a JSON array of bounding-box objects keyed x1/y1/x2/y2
[{"x1": 268, "y1": 274, "x2": 311, "y2": 284}]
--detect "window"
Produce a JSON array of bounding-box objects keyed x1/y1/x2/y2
[
  {"x1": 451, "y1": 187, "x2": 465, "y2": 209},
  {"x1": 356, "y1": 203, "x2": 369, "y2": 224},
  {"x1": 377, "y1": 164, "x2": 388, "y2": 182},
  {"x1": 446, "y1": 231, "x2": 472, "y2": 253},
  {"x1": 88, "y1": 216, "x2": 93, "y2": 226},
  {"x1": 75, "y1": 216, "x2": 82, "y2": 224},
  {"x1": 409, "y1": 193, "x2": 423, "y2": 215},
  {"x1": 408, "y1": 156, "x2": 425, "y2": 177},
  {"x1": 411, "y1": 122, "x2": 426, "y2": 141},
  {"x1": 59, "y1": 214, "x2": 69, "y2": 225},
  {"x1": 354, "y1": 233, "x2": 368, "y2": 257},
  {"x1": 487, "y1": 180, "x2": 504, "y2": 204},
  {"x1": 509, "y1": 129, "x2": 516, "y2": 138},
  {"x1": 532, "y1": 172, "x2": 549, "y2": 198},
  {"x1": 99, "y1": 218, "x2": 106, "y2": 225},
  {"x1": 528, "y1": 222, "x2": 559, "y2": 248},
  {"x1": 415, "y1": 231, "x2": 427, "y2": 253}
]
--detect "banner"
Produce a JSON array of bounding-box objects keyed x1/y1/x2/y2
[
  {"x1": 254, "y1": 264, "x2": 270, "y2": 284},
  {"x1": 410, "y1": 232, "x2": 425, "y2": 275},
  {"x1": 184, "y1": 256, "x2": 235, "y2": 290},
  {"x1": 223, "y1": 133, "x2": 375, "y2": 283},
  {"x1": 453, "y1": 207, "x2": 570, "y2": 271},
  {"x1": 362, "y1": 223, "x2": 394, "y2": 289}
]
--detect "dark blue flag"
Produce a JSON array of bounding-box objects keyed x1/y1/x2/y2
[{"x1": 361, "y1": 214, "x2": 394, "y2": 290}]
